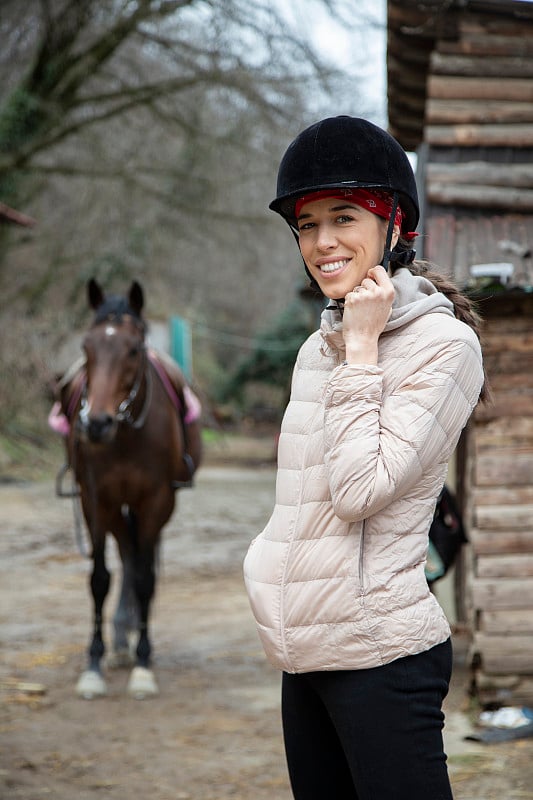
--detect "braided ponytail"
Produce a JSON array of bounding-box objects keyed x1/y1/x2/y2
[{"x1": 400, "y1": 258, "x2": 490, "y2": 404}]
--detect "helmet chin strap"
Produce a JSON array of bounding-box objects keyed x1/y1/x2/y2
[{"x1": 382, "y1": 192, "x2": 399, "y2": 272}]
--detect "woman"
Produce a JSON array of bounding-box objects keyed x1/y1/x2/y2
[{"x1": 243, "y1": 116, "x2": 487, "y2": 800}]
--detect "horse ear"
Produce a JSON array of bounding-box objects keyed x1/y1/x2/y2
[
  {"x1": 129, "y1": 281, "x2": 144, "y2": 317},
  {"x1": 87, "y1": 278, "x2": 104, "y2": 310}
]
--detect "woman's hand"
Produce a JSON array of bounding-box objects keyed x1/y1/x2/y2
[{"x1": 342, "y1": 266, "x2": 395, "y2": 365}]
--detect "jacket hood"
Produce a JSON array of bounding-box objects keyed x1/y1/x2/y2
[{"x1": 320, "y1": 267, "x2": 455, "y2": 357}]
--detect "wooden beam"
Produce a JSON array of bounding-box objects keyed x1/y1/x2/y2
[
  {"x1": 473, "y1": 632, "x2": 533, "y2": 674},
  {"x1": 427, "y1": 160, "x2": 533, "y2": 187},
  {"x1": 0, "y1": 202, "x2": 36, "y2": 227},
  {"x1": 431, "y1": 52, "x2": 533, "y2": 78},
  {"x1": 426, "y1": 124, "x2": 533, "y2": 147},
  {"x1": 438, "y1": 34, "x2": 533, "y2": 58},
  {"x1": 481, "y1": 608, "x2": 533, "y2": 634},
  {"x1": 475, "y1": 396, "x2": 533, "y2": 421},
  {"x1": 474, "y1": 671, "x2": 533, "y2": 706},
  {"x1": 427, "y1": 182, "x2": 533, "y2": 208},
  {"x1": 475, "y1": 504, "x2": 533, "y2": 531},
  {"x1": 475, "y1": 452, "x2": 533, "y2": 486},
  {"x1": 472, "y1": 577, "x2": 533, "y2": 610},
  {"x1": 475, "y1": 420, "x2": 533, "y2": 449},
  {"x1": 426, "y1": 99, "x2": 533, "y2": 125},
  {"x1": 469, "y1": 529, "x2": 533, "y2": 555},
  {"x1": 428, "y1": 76, "x2": 533, "y2": 101},
  {"x1": 477, "y1": 554, "x2": 533, "y2": 578}
]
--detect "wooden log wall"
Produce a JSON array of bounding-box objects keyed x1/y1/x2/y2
[
  {"x1": 388, "y1": 0, "x2": 533, "y2": 707},
  {"x1": 424, "y1": 11, "x2": 533, "y2": 213},
  {"x1": 467, "y1": 295, "x2": 533, "y2": 705}
]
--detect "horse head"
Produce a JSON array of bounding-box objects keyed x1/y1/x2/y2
[{"x1": 78, "y1": 279, "x2": 149, "y2": 443}]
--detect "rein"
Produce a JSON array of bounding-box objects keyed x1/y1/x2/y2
[{"x1": 115, "y1": 348, "x2": 153, "y2": 429}]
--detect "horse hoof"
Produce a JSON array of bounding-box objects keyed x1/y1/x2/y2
[
  {"x1": 127, "y1": 666, "x2": 159, "y2": 699},
  {"x1": 76, "y1": 670, "x2": 107, "y2": 699}
]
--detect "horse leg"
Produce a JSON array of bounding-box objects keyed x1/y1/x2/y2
[
  {"x1": 108, "y1": 532, "x2": 139, "y2": 667},
  {"x1": 109, "y1": 549, "x2": 138, "y2": 667},
  {"x1": 127, "y1": 516, "x2": 159, "y2": 699},
  {"x1": 76, "y1": 541, "x2": 111, "y2": 699}
]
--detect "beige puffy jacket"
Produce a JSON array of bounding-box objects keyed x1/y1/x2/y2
[{"x1": 243, "y1": 268, "x2": 484, "y2": 674}]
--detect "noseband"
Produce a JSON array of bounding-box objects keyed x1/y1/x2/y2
[{"x1": 79, "y1": 343, "x2": 153, "y2": 432}]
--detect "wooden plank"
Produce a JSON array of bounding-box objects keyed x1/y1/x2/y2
[
  {"x1": 475, "y1": 672, "x2": 533, "y2": 707},
  {"x1": 431, "y1": 52, "x2": 533, "y2": 78},
  {"x1": 475, "y1": 396, "x2": 533, "y2": 422},
  {"x1": 459, "y1": 16, "x2": 533, "y2": 39},
  {"x1": 482, "y1": 353, "x2": 533, "y2": 378},
  {"x1": 482, "y1": 314, "x2": 533, "y2": 334},
  {"x1": 472, "y1": 577, "x2": 533, "y2": 610},
  {"x1": 438, "y1": 34, "x2": 533, "y2": 58},
  {"x1": 475, "y1": 452, "x2": 533, "y2": 486},
  {"x1": 429, "y1": 76, "x2": 533, "y2": 101},
  {"x1": 470, "y1": 529, "x2": 533, "y2": 555},
  {"x1": 426, "y1": 160, "x2": 533, "y2": 187},
  {"x1": 480, "y1": 608, "x2": 533, "y2": 634},
  {"x1": 481, "y1": 331, "x2": 533, "y2": 353},
  {"x1": 475, "y1": 504, "x2": 533, "y2": 531},
  {"x1": 477, "y1": 554, "x2": 533, "y2": 578},
  {"x1": 424, "y1": 214, "x2": 456, "y2": 270},
  {"x1": 472, "y1": 486, "x2": 533, "y2": 506},
  {"x1": 473, "y1": 633, "x2": 533, "y2": 674},
  {"x1": 427, "y1": 182, "x2": 533, "y2": 207},
  {"x1": 475, "y1": 415, "x2": 533, "y2": 439},
  {"x1": 483, "y1": 374, "x2": 533, "y2": 393}
]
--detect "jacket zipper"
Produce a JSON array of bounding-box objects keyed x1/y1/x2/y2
[{"x1": 358, "y1": 520, "x2": 366, "y2": 591}]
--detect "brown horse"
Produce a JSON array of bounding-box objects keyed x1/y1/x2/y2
[{"x1": 58, "y1": 278, "x2": 202, "y2": 699}]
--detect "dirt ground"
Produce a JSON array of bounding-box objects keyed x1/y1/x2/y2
[{"x1": 1, "y1": 446, "x2": 532, "y2": 800}]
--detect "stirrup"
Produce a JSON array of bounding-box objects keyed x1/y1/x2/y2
[
  {"x1": 55, "y1": 463, "x2": 80, "y2": 498},
  {"x1": 171, "y1": 453, "x2": 195, "y2": 490}
]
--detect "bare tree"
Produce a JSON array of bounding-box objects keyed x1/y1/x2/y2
[
  {"x1": 0, "y1": 0, "x2": 378, "y2": 450},
  {"x1": 0, "y1": 0, "x2": 337, "y2": 202}
]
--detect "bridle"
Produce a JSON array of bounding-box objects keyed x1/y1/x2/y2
[
  {"x1": 79, "y1": 340, "x2": 153, "y2": 432},
  {"x1": 115, "y1": 346, "x2": 153, "y2": 429}
]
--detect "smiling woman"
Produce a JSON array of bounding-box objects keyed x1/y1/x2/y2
[
  {"x1": 243, "y1": 114, "x2": 488, "y2": 800},
  {"x1": 295, "y1": 191, "x2": 399, "y2": 302}
]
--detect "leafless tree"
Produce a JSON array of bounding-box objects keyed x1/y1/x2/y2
[{"x1": 0, "y1": 0, "x2": 379, "y2": 446}]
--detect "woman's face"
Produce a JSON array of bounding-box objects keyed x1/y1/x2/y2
[{"x1": 296, "y1": 196, "x2": 398, "y2": 299}]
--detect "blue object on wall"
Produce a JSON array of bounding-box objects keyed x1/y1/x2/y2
[{"x1": 170, "y1": 316, "x2": 192, "y2": 379}]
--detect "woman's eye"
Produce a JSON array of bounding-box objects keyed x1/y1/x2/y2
[
  {"x1": 336, "y1": 214, "x2": 354, "y2": 223},
  {"x1": 297, "y1": 221, "x2": 314, "y2": 232}
]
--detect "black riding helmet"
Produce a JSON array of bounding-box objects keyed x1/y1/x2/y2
[
  {"x1": 270, "y1": 115, "x2": 419, "y2": 232},
  {"x1": 270, "y1": 116, "x2": 419, "y2": 275}
]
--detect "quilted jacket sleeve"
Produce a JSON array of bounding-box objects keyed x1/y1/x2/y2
[{"x1": 322, "y1": 319, "x2": 483, "y2": 522}]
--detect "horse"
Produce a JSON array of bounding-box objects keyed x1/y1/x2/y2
[{"x1": 56, "y1": 278, "x2": 202, "y2": 699}]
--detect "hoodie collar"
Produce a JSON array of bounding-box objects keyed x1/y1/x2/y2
[{"x1": 320, "y1": 268, "x2": 455, "y2": 357}]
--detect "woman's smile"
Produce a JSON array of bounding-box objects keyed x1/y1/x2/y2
[{"x1": 317, "y1": 257, "x2": 351, "y2": 275}]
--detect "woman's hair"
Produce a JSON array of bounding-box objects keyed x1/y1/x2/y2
[{"x1": 395, "y1": 249, "x2": 491, "y2": 404}]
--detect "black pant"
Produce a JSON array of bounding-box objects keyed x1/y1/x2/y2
[{"x1": 281, "y1": 639, "x2": 453, "y2": 800}]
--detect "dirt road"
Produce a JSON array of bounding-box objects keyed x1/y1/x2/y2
[{"x1": 1, "y1": 464, "x2": 532, "y2": 799}]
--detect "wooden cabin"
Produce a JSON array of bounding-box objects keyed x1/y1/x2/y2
[{"x1": 387, "y1": 0, "x2": 533, "y2": 706}]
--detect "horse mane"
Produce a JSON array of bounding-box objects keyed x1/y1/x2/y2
[{"x1": 92, "y1": 295, "x2": 147, "y2": 334}]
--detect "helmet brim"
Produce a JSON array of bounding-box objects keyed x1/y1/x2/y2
[{"x1": 270, "y1": 182, "x2": 418, "y2": 234}]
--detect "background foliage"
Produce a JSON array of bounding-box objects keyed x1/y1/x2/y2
[{"x1": 0, "y1": 0, "x2": 383, "y2": 470}]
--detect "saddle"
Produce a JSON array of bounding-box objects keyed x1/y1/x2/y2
[{"x1": 48, "y1": 349, "x2": 201, "y2": 436}]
